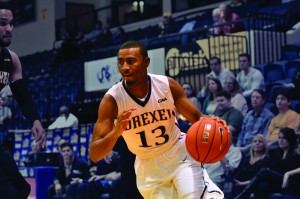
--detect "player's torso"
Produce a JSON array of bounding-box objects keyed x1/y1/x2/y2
[
  {"x1": 108, "y1": 74, "x2": 181, "y2": 158},
  {"x1": 0, "y1": 48, "x2": 13, "y2": 91}
]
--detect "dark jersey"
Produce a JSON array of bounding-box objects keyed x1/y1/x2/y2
[{"x1": 0, "y1": 48, "x2": 13, "y2": 91}]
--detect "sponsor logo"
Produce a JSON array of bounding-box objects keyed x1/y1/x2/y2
[{"x1": 158, "y1": 98, "x2": 167, "y2": 103}]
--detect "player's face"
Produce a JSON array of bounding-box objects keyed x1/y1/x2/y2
[
  {"x1": 118, "y1": 47, "x2": 149, "y2": 85},
  {"x1": 0, "y1": 9, "x2": 13, "y2": 48}
]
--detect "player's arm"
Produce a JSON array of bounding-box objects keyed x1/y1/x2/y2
[
  {"x1": 8, "y1": 50, "x2": 46, "y2": 148},
  {"x1": 168, "y1": 77, "x2": 204, "y2": 124},
  {"x1": 89, "y1": 94, "x2": 135, "y2": 163}
]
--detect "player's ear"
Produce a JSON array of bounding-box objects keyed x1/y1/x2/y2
[{"x1": 144, "y1": 57, "x2": 150, "y2": 68}]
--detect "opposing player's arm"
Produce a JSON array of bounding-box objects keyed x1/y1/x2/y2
[
  {"x1": 90, "y1": 94, "x2": 136, "y2": 163},
  {"x1": 168, "y1": 77, "x2": 204, "y2": 124},
  {"x1": 9, "y1": 50, "x2": 22, "y2": 82}
]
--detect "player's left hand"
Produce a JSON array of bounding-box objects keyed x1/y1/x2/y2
[{"x1": 31, "y1": 120, "x2": 46, "y2": 149}]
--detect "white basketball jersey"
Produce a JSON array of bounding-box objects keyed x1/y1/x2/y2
[{"x1": 107, "y1": 74, "x2": 181, "y2": 159}]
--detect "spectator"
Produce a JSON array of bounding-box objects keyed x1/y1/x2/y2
[
  {"x1": 235, "y1": 128, "x2": 300, "y2": 199},
  {"x1": 210, "y1": 8, "x2": 221, "y2": 35},
  {"x1": 204, "y1": 145, "x2": 242, "y2": 190},
  {"x1": 237, "y1": 89, "x2": 274, "y2": 151},
  {"x1": 23, "y1": 141, "x2": 45, "y2": 167},
  {"x1": 202, "y1": 77, "x2": 223, "y2": 115},
  {"x1": 48, "y1": 142, "x2": 90, "y2": 199},
  {"x1": 112, "y1": 26, "x2": 127, "y2": 45},
  {"x1": 78, "y1": 21, "x2": 104, "y2": 51},
  {"x1": 217, "y1": 3, "x2": 244, "y2": 35},
  {"x1": 52, "y1": 31, "x2": 79, "y2": 68},
  {"x1": 0, "y1": 95, "x2": 12, "y2": 126},
  {"x1": 267, "y1": 90, "x2": 298, "y2": 148},
  {"x1": 48, "y1": 105, "x2": 79, "y2": 130},
  {"x1": 214, "y1": 90, "x2": 244, "y2": 144},
  {"x1": 236, "y1": 53, "x2": 265, "y2": 98},
  {"x1": 158, "y1": 12, "x2": 178, "y2": 37},
  {"x1": 76, "y1": 150, "x2": 121, "y2": 199},
  {"x1": 97, "y1": 27, "x2": 113, "y2": 47},
  {"x1": 224, "y1": 76, "x2": 248, "y2": 115},
  {"x1": 182, "y1": 82, "x2": 202, "y2": 111},
  {"x1": 232, "y1": 134, "x2": 269, "y2": 198},
  {"x1": 198, "y1": 57, "x2": 234, "y2": 98}
]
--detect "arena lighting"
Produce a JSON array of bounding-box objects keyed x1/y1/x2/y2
[{"x1": 139, "y1": 1, "x2": 144, "y2": 13}]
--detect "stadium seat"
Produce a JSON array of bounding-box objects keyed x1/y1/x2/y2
[
  {"x1": 263, "y1": 63, "x2": 285, "y2": 85},
  {"x1": 284, "y1": 60, "x2": 300, "y2": 82}
]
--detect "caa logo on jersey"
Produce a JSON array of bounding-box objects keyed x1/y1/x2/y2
[{"x1": 158, "y1": 98, "x2": 167, "y2": 103}]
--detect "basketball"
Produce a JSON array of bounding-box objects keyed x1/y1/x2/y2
[{"x1": 185, "y1": 117, "x2": 231, "y2": 164}]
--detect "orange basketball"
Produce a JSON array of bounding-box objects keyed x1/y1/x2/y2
[{"x1": 185, "y1": 117, "x2": 231, "y2": 163}]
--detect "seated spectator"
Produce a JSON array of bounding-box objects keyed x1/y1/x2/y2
[
  {"x1": 97, "y1": 27, "x2": 113, "y2": 47},
  {"x1": 52, "y1": 31, "x2": 79, "y2": 68},
  {"x1": 236, "y1": 53, "x2": 265, "y2": 98},
  {"x1": 267, "y1": 90, "x2": 298, "y2": 148},
  {"x1": 214, "y1": 90, "x2": 244, "y2": 145},
  {"x1": 224, "y1": 76, "x2": 248, "y2": 115},
  {"x1": 237, "y1": 89, "x2": 274, "y2": 150},
  {"x1": 0, "y1": 95, "x2": 13, "y2": 153},
  {"x1": 216, "y1": 3, "x2": 244, "y2": 35},
  {"x1": 198, "y1": 57, "x2": 234, "y2": 98},
  {"x1": 232, "y1": 134, "x2": 269, "y2": 198},
  {"x1": 112, "y1": 26, "x2": 127, "y2": 45},
  {"x1": 182, "y1": 82, "x2": 202, "y2": 111},
  {"x1": 77, "y1": 21, "x2": 104, "y2": 51},
  {"x1": 48, "y1": 105, "x2": 79, "y2": 130},
  {"x1": 202, "y1": 77, "x2": 223, "y2": 115},
  {"x1": 23, "y1": 141, "x2": 45, "y2": 166},
  {"x1": 158, "y1": 12, "x2": 178, "y2": 37},
  {"x1": 76, "y1": 150, "x2": 121, "y2": 199},
  {"x1": 48, "y1": 142, "x2": 90, "y2": 199},
  {"x1": 0, "y1": 95, "x2": 12, "y2": 126},
  {"x1": 235, "y1": 128, "x2": 300, "y2": 199},
  {"x1": 210, "y1": 8, "x2": 221, "y2": 35},
  {"x1": 204, "y1": 145, "x2": 242, "y2": 190}
]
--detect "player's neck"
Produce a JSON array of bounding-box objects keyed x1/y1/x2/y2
[{"x1": 125, "y1": 77, "x2": 149, "y2": 98}]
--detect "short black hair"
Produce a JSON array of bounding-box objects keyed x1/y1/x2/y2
[
  {"x1": 119, "y1": 40, "x2": 148, "y2": 58},
  {"x1": 276, "y1": 89, "x2": 291, "y2": 101},
  {"x1": 209, "y1": 56, "x2": 221, "y2": 64},
  {"x1": 251, "y1": 89, "x2": 266, "y2": 100},
  {"x1": 216, "y1": 90, "x2": 231, "y2": 100},
  {"x1": 60, "y1": 142, "x2": 73, "y2": 151},
  {"x1": 0, "y1": 2, "x2": 12, "y2": 11},
  {"x1": 239, "y1": 53, "x2": 251, "y2": 61}
]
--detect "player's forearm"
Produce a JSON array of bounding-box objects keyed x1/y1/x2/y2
[{"x1": 89, "y1": 129, "x2": 120, "y2": 163}]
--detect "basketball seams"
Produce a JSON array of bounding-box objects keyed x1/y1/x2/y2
[
  {"x1": 186, "y1": 117, "x2": 231, "y2": 164},
  {"x1": 209, "y1": 124, "x2": 231, "y2": 163},
  {"x1": 203, "y1": 119, "x2": 216, "y2": 163}
]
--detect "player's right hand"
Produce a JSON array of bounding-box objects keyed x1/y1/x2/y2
[{"x1": 114, "y1": 107, "x2": 137, "y2": 135}]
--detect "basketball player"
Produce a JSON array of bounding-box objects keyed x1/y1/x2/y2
[
  {"x1": 0, "y1": 3, "x2": 46, "y2": 199},
  {"x1": 90, "y1": 40, "x2": 224, "y2": 198}
]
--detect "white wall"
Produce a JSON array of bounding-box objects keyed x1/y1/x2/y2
[{"x1": 10, "y1": 0, "x2": 56, "y2": 57}]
